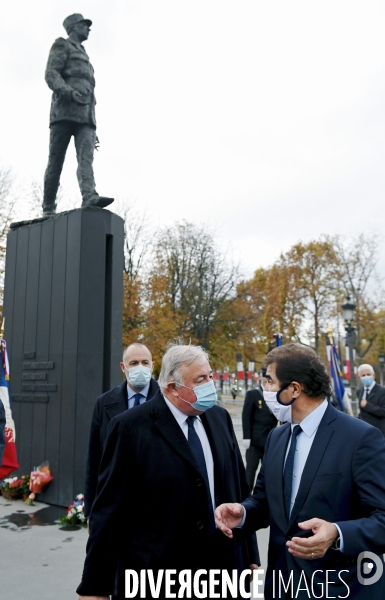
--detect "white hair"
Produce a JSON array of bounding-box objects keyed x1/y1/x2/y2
[
  {"x1": 358, "y1": 363, "x2": 374, "y2": 375},
  {"x1": 158, "y1": 343, "x2": 210, "y2": 391}
]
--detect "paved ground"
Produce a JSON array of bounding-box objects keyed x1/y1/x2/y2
[
  {"x1": 0, "y1": 394, "x2": 270, "y2": 599},
  {"x1": 0, "y1": 495, "x2": 89, "y2": 598}
]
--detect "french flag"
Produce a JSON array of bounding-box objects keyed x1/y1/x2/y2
[
  {"x1": 0, "y1": 339, "x2": 19, "y2": 479},
  {"x1": 274, "y1": 333, "x2": 283, "y2": 347}
]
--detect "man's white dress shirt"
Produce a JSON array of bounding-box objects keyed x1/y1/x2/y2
[
  {"x1": 163, "y1": 396, "x2": 215, "y2": 510},
  {"x1": 241, "y1": 399, "x2": 343, "y2": 549},
  {"x1": 127, "y1": 382, "x2": 150, "y2": 409}
]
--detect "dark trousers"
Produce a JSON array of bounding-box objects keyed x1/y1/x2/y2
[
  {"x1": 43, "y1": 121, "x2": 97, "y2": 211},
  {"x1": 245, "y1": 445, "x2": 264, "y2": 490}
]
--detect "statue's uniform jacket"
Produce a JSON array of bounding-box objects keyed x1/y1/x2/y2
[{"x1": 45, "y1": 37, "x2": 96, "y2": 127}]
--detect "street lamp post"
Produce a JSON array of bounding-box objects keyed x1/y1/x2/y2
[
  {"x1": 342, "y1": 295, "x2": 357, "y2": 410},
  {"x1": 379, "y1": 353, "x2": 385, "y2": 386}
]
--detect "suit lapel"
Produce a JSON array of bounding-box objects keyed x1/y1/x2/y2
[
  {"x1": 267, "y1": 424, "x2": 291, "y2": 533},
  {"x1": 200, "y1": 409, "x2": 226, "y2": 505},
  {"x1": 106, "y1": 379, "x2": 158, "y2": 421},
  {"x1": 148, "y1": 378, "x2": 159, "y2": 400},
  {"x1": 288, "y1": 404, "x2": 336, "y2": 528},
  {"x1": 105, "y1": 381, "x2": 128, "y2": 421},
  {"x1": 151, "y1": 393, "x2": 202, "y2": 476}
]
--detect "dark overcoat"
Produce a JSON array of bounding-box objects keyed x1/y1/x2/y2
[
  {"x1": 242, "y1": 388, "x2": 277, "y2": 447},
  {"x1": 77, "y1": 391, "x2": 259, "y2": 598},
  {"x1": 84, "y1": 378, "x2": 159, "y2": 516},
  {"x1": 357, "y1": 382, "x2": 385, "y2": 436}
]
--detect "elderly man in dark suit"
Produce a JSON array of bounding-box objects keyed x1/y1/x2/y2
[
  {"x1": 84, "y1": 343, "x2": 159, "y2": 518},
  {"x1": 242, "y1": 384, "x2": 277, "y2": 489},
  {"x1": 216, "y1": 344, "x2": 385, "y2": 599},
  {"x1": 77, "y1": 342, "x2": 259, "y2": 600},
  {"x1": 43, "y1": 14, "x2": 113, "y2": 215},
  {"x1": 357, "y1": 363, "x2": 385, "y2": 436}
]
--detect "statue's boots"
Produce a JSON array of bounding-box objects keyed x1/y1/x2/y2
[
  {"x1": 42, "y1": 203, "x2": 57, "y2": 217},
  {"x1": 42, "y1": 186, "x2": 57, "y2": 216},
  {"x1": 43, "y1": 208, "x2": 56, "y2": 217},
  {"x1": 82, "y1": 194, "x2": 114, "y2": 209}
]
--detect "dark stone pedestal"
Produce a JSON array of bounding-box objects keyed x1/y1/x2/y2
[{"x1": 3, "y1": 208, "x2": 124, "y2": 506}]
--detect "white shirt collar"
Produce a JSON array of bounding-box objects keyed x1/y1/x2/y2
[
  {"x1": 292, "y1": 399, "x2": 328, "y2": 438},
  {"x1": 127, "y1": 382, "x2": 150, "y2": 400},
  {"x1": 365, "y1": 381, "x2": 376, "y2": 392},
  {"x1": 163, "y1": 395, "x2": 202, "y2": 425}
]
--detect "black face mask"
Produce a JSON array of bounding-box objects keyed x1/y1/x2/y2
[{"x1": 276, "y1": 382, "x2": 297, "y2": 406}]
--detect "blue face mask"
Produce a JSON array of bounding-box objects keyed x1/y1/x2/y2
[
  {"x1": 178, "y1": 380, "x2": 217, "y2": 411},
  {"x1": 361, "y1": 375, "x2": 374, "y2": 387},
  {"x1": 126, "y1": 365, "x2": 152, "y2": 388}
]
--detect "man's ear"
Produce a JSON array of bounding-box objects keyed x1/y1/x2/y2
[
  {"x1": 120, "y1": 362, "x2": 126, "y2": 374},
  {"x1": 291, "y1": 381, "x2": 302, "y2": 398},
  {"x1": 166, "y1": 381, "x2": 179, "y2": 397}
]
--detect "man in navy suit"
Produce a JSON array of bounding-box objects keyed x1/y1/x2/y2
[
  {"x1": 357, "y1": 363, "x2": 385, "y2": 436},
  {"x1": 216, "y1": 344, "x2": 385, "y2": 599},
  {"x1": 84, "y1": 343, "x2": 159, "y2": 518}
]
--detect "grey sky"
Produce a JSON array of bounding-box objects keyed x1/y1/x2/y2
[{"x1": 1, "y1": 0, "x2": 385, "y2": 276}]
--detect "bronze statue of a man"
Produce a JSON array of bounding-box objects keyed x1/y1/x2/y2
[{"x1": 43, "y1": 14, "x2": 114, "y2": 216}]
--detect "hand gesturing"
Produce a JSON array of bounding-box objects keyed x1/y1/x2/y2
[{"x1": 215, "y1": 503, "x2": 244, "y2": 538}]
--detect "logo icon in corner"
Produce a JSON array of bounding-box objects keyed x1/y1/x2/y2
[{"x1": 357, "y1": 552, "x2": 383, "y2": 586}]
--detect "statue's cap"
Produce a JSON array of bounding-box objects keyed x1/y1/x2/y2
[{"x1": 63, "y1": 14, "x2": 92, "y2": 34}]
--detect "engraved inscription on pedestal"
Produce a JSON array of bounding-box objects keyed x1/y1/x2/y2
[
  {"x1": 22, "y1": 384, "x2": 57, "y2": 392},
  {"x1": 22, "y1": 373, "x2": 47, "y2": 381},
  {"x1": 12, "y1": 395, "x2": 49, "y2": 403},
  {"x1": 23, "y1": 361, "x2": 54, "y2": 370},
  {"x1": 12, "y1": 354, "x2": 57, "y2": 403}
]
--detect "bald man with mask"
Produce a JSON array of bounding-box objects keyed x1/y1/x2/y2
[{"x1": 84, "y1": 343, "x2": 159, "y2": 518}]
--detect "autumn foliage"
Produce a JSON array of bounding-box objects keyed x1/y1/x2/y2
[{"x1": 120, "y1": 216, "x2": 385, "y2": 374}]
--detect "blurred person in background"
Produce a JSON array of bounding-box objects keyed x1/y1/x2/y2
[
  {"x1": 242, "y1": 377, "x2": 277, "y2": 489},
  {"x1": 357, "y1": 363, "x2": 385, "y2": 436}
]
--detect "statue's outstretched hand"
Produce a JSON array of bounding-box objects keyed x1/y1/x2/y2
[
  {"x1": 72, "y1": 90, "x2": 89, "y2": 105},
  {"x1": 215, "y1": 503, "x2": 244, "y2": 538}
]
